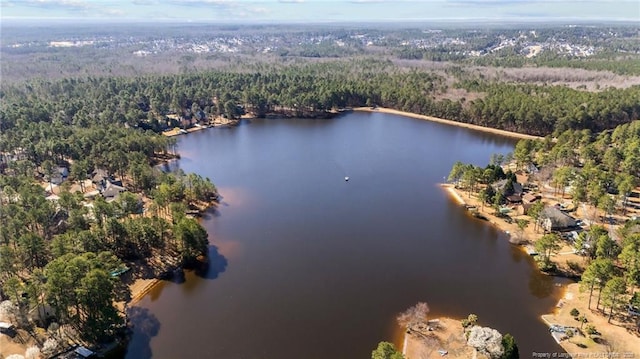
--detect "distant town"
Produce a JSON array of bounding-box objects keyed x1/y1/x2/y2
[
  {"x1": 4, "y1": 25, "x2": 632, "y2": 58},
  {"x1": 2, "y1": 23, "x2": 638, "y2": 84}
]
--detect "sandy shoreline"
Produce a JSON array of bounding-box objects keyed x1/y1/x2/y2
[
  {"x1": 128, "y1": 278, "x2": 162, "y2": 305},
  {"x1": 439, "y1": 183, "x2": 527, "y2": 242},
  {"x1": 354, "y1": 107, "x2": 543, "y2": 140},
  {"x1": 164, "y1": 107, "x2": 542, "y2": 140}
]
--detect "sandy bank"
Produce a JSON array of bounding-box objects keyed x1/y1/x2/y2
[
  {"x1": 128, "y1": 278, "x2": 161, "y2": 305},
  {"x1": 440, "y1": 183, "x2": 531, "y2": 244},
  {"x1": 444, "y1": 184, "x2": 465, "y2": 206},
  {"x1": 354, "y1": 107, "x2": 543, "y2": 141}
]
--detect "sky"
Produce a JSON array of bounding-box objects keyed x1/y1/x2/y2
[{"x1": 1, "y1": 0, "x2": 638, "y2": 22}]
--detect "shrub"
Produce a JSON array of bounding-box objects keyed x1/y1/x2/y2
[
  {"x1": 462, "y1": 314, "x2": 479, "y2": 329},
  {"x1": 371, "y1": 341, "x2": 404, "y2": 359},
  {"x1": 501, "y1": 333, "x2": 519, "y2": 359},
  {"x1": 585, "y1": 324, "x2": 598, "y2": 336}
]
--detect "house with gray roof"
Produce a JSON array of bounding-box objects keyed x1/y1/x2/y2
[
  {"x1": 540, "y1": 206, "x2": 577, "y2": 232},
  {"x1": 101, "y1": 181, "x2": 126, "y2": 200}
]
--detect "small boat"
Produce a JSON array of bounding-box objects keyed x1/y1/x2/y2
[
  {"x1": 525, "y1": 246, "x2": 538, "y2": 256},
  {"x1": 345, "y1": 176, "x2": 349, "y2": 181}
]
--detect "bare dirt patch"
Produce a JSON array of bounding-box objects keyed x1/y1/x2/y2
[
  {"x1": 468, "y1": 66, "x2": 640, "y2": 91},
  {"x1": 403, "y1": 318, "x2": 487, "y2": 359}
]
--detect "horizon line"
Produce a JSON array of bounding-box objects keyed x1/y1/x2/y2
[{"x1": 2, "y1": 16, "x2": 638, "y2": 24}]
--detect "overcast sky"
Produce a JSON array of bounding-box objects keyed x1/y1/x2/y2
[{"x1": 1, "y1": 0, "x2": 638, "y2": 22}]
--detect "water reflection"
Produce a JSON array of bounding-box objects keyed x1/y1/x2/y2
[
  {"x1": 125, "y1": 307, "x2": 160, "y2": 359},
  {"x1": 529, "y1": 269, "x2": 558, "y2": 298}
]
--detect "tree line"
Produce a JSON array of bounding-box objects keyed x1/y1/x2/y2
[{"x1": 1, "y1": 61, "x2": 638, "y2": 142}]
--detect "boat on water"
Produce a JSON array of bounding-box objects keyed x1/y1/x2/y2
[{"x1": 345, "y1": 176, "x2": 349, "y2": 181}]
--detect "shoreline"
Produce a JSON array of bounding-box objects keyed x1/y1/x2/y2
[
  {"x1": 440, "y1": 183, "x2": 526, "y2": 244},
  {"x1": 128, "y1": 278, "x2": 162, "y2": 305},
  {"x1": 354, "y1": 107, "x2": 543, "y2": 140},
  {"x1": 162, "y1": 107, "x2": 543, "y2": 141},
  {"x1": 440, "y1": 183, "x2": 640, "y2": 356}
]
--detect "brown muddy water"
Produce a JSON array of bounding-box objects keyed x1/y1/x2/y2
[{"x1": 125, "y1": 111, "x2": 569, "y2": 358}]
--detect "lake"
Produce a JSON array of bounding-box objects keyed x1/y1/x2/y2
[{"x1": 125, "y1": 111, "x2": 568, "y2": 358}]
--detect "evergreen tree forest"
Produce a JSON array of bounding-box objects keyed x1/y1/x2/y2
[{"x1": 1, "y1": 61, "x2": 639, "y2": 140}]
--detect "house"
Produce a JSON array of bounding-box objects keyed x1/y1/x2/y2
[
  {"x1": 522, "y1": 193, "x2": 541, "y2": 204},
  {"x1": 506, "y1": 194, "x2": 522, "y2": 204},
  {"x1": 45, "y1": 167, "x2": 70, "y2": 185},
  {"x1": 101, "y1": 181, "x2": 126, "y2": 200},
  {"x1": 92, "y1": 168, "x2": 109, "y2": 183},
  {"x1": 540, "y1": 206, "x2": 577, "y2": 232},
  {"x1": 493, "y1": 179, "x2": 523, "y2": 196}
]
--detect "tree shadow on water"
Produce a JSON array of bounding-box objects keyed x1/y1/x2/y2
[
  {"x1": 161, "y1": 245, "x2": 227, "y2": 296},
  {"x1": 124, "y1": 307, "x2": 161, "y2": 359},
  {"x1": 194, "y1": 245, "x2": 228, "y2": 280},
  {"x1": 201, "y1": 207, "x2": 221, "y2": 220}
]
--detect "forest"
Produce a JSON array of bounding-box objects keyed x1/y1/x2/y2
[
  {"x1": 1, "y1": 61, "x2": 638, "y2": 140},
  {"x1": 0, "y1": 87, "x2": 218, "y2": 354}
]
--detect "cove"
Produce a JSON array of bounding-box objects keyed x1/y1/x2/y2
[{"x1": 125, "y1": 111, "x2": 568, "y2": 358}]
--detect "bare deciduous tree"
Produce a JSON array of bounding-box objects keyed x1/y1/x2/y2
[{"x1": 397, "y1": 302, "x2": 430, "y2": 328}]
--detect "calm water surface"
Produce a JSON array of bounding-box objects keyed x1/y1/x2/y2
[{"x1": 126, "y1": 111, "x2": 568, "y2": 358}]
